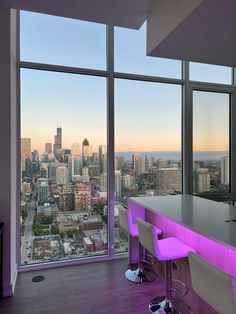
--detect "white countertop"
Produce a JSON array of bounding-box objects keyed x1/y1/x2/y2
[{"x1": 129, "y1": 195, "x2": 236, "y2": 249}]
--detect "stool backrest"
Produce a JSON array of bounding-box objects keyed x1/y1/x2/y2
[
  {"x1": 188, "y1": 252, "x2": 236, "y2": 314},
  {"x1": 136, "y1": 218, "x2": 159, "y2": 258},
  {"x1": 118, "y1": 206, "x2": 130, "y2": 234}
]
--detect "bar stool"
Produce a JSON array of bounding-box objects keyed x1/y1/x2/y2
[
  {"x1": 118, "y1": 206, "x2": 162, "y2": 283},
  {"x1": 136, "y1": 218, "x2": 196, "y2": 313},
  {"x1": 188, "y1": 252, "x2": 236, "y2": 314}
]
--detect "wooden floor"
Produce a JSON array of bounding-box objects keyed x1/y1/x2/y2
[{"x1": 0, "y1": 259, "x2": 166, "y2": 314}]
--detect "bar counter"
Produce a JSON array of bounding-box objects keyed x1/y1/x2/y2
[{"x1": 128, "y1": 194, "x2": 236, "y2": 277}]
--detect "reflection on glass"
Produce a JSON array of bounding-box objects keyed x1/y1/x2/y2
[
  {"x1": 193, "y1": 91, "x2": 230, "y2": 201},
  {"x1": 190, "y1": 62, "x2": 232, "y2": 85},
  {"x1": 115, "y1": 23, "x2": 182, "y2": 79},
  {"x1": 20, "y1": 69, "x2": 107, "y2": 265},
  {"x1": 114, "y1": 79, "x2": 182, "y2": 253},
  {"x1": 20, "y1": 11, "x2": 106, "y2": 70}
]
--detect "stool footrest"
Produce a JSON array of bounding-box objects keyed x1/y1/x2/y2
[{"x1": 171, "y1": 278, "x2": 189, "y2": 296}]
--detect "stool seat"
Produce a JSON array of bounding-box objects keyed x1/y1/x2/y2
[
  {"x1": 136, "y1": 217, "x2": 196, "y2": 313},
  {"x1": 157, "y1": 237, "x2": 196, "y2": 261},
  {"x1": 119, "y1": 206, "x2": 162, "y2": 284}
]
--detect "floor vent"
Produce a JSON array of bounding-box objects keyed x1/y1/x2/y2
[{"x1": 32, "y1": 275, "x2": 45, "y2": 283}]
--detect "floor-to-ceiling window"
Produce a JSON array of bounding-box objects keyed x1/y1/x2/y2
[
  {"x1": 113, "y1": 25, "x2": 182, "y2": 254},
  {"x1": 20, "y1": 11, "x2": 108, "y2": 265},
  {"x1": 192, "y1": 90, "x2": 230, "y2": 201},
  {"x1": 19, "y1": 10, "x2": 236, "y2": 267}
]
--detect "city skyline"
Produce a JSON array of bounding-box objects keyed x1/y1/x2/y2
[{"x1": 20, "y1": 11, "x2": 230, "y2": 153}]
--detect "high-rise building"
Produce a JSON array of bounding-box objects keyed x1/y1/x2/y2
[
  {"x1": 82, "y1": 167, "x2": 90, "y2": 182},
  {"x1": 221, "y1": 156, "x2": 229, "y2": 185},
  {"x1": 75, "y1": 183, "x2": 92, "y2": 212},
  {"x1": 45, "y1": 143, "x2": 52, "y2": 154},
  {"x1": 40, "y1": 164, "x2": 48, "y2": 178},
  {"x1": 56, "y1": 166, "x2": 68, "y2": 185},
  {"x1": 115, "y1": 170, "x2": 122, "y2": 197},
  {"x1": 21, "y1": 138, "x2": 31, "y2": 157},
  {"x1": 156, "y1": 158, "x2": 165, "y2": 169},
  {"x1": 48, "y1": 162, "x2": 58, "y2": 178},
  {"x1": 25, "y1": 157, "x2": 32, "y2": 178},
  {"x1": 98, "y1": 145, "x2": 107, "y2": 173},
  {"x1": 132, "y1": 154, "x2": 139, "y2": 176},
  {"x1": 53, "y1": 126, "x2": 62, "y2": 155},
  {"x1": 59, "y1": 185, "x2": 75, "y2": 211},
  {"x1": 122, "y1": 174, "x2": 134, "y2": 189},
  {"x1": 37, "y1": 178, "x2": 49, "y2": 202},
  {"x1": 116, "y1": 156, "x2": 124, "y2": 171},
  {"x1": 82, "y1": 138, "x2": 91, "y2": 166},
  {"x1": 21, "y1": 181, "x2": 31, "y2": 194},
  {"x1": 114, "y1": 158, "x2": 118, "y2": 170},
  {"x1": 71, "y1": 143, "x2": 80, "y2": 156},
  {"x1": 68, "y1": 155, "x2": 81, "y2": 182},
  {"x1": 138, "y1": 155, "x2": 146, "y2": 176},
  {"x1": 156, "y1": 168, "x2": 181, "y2": 195},
  {"x1": 100, "y1": 172, "x2": 107, "y2": 192},
  {"x1": 194, "y1": 168, "x2": 210, "y2": 193},
  {"x1": 61, "y1": 149, "x2": 71, "y2": 163}
]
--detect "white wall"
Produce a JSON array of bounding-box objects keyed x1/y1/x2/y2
[{"x1": 147, "y1": 0, "x2": 203, "y2": 56}]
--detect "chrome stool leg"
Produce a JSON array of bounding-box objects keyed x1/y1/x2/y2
[
  {"x1": 149, "y1": 261, "x2": 181, "y2": 313},
  {"x1": 125, "y1": 243, "x2": 157, "y2": 283}
]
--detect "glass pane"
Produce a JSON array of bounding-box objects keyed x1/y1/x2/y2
[
  {"x1": 115, "y1": 23, "x2": 182, "y2": 79},
  {"x1": 20, "y1": 11, "x2": 106, "y2": 70},
  {"x1": 20, "y1": 69, "x2": 107, "y2": 265},
  {"x1": 193, "y1": 91, "x2": 230, "y2": 201},
  {"x1": 115, "y1": 79, "x2": 182, "y2": 254},
  {"x1": 190, "y1": 62, "x2": 232, "y2": 84}
]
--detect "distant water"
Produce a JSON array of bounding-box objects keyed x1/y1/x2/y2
[{"x1": 115, "y1": 151, "x2": 228, "y2": 161}]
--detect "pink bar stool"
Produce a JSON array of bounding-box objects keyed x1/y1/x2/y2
[
  {"x1": 136, "y1": 218, "x2": 196, "y2": 313},
  {"x1": 118, "y1": 206, "x2": 162, "y2": 283}
]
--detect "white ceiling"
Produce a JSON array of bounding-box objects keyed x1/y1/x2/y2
[
  {"x1": 2, "y1": 0, "x2": 155, "y2": 29},
  {"x1": 147, "y1": 0, "x2": 236, "y2": 67},
  {"x1": 3, "y1": 0, "x2": 235, "y2": 67}
]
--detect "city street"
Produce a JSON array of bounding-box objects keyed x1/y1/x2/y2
[{"x1": 21, "y1": 202, "x2": 35, "y2": 264}]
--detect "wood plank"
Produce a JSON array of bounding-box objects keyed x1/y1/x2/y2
[{"x1": 0, "y1": 260, "x2": 166, "y2": 314}]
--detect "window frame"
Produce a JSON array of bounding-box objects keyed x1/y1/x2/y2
[{"x1": 17, "y1": 11, "x2": 236, "y2": 271}]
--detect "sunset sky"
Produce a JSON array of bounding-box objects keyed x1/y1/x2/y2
[{"x1": 20, "y1": 11, "x2": 230, "y2": 154}]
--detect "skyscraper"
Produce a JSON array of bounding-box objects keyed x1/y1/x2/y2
[
  {"x1": 194, "y1": 168, "x2": 210, "y2": 193},
  {"x1": 115, "y1": 170, "x2": 122, "y2": 197},
  {"x1": 100, "y1": 172, "x2": 107, "y2": 192},
  {"x1": 138, "y1": 155, "x2": 146, "y2": 176},
  {"x1": 116, "y1": 156, "x2": 124, "y2": 170},
  {"x1": 71, "y1": 143, "x2": 80, "y2": 156},
  {"x1": 37, "y1": 178, "x2": 49, "y2": 202},
  {"x1": 221, "y1": 156, "x2": 229, "y2": 185},
  {"x1": 132, "y1": 154, "x2": 139, "y2": 176},
  {"x1": 25, "y1": 157, "x2": 32, "y2": 178},
  {"x1": 82, "y1": 138, "x2": 91, "y2": 166},
  {"x1": 45, "y1": 142, "x2": 52, "y2": 154},
  {"x1": 98, "y1": 145, "x2": 107, "y2": 173},
  {"x1": 68, "y1": 155, "x2": 81, "y2": 182},
  {"x1": 21, "y1": 138, "x2": 31, "y2": 157},
  {"x1": 53, "y1": 126, "x2": 62, "y2": 155},
  {"x1": 56, "y1": 166, "x2": 68, "y2": 185}
]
